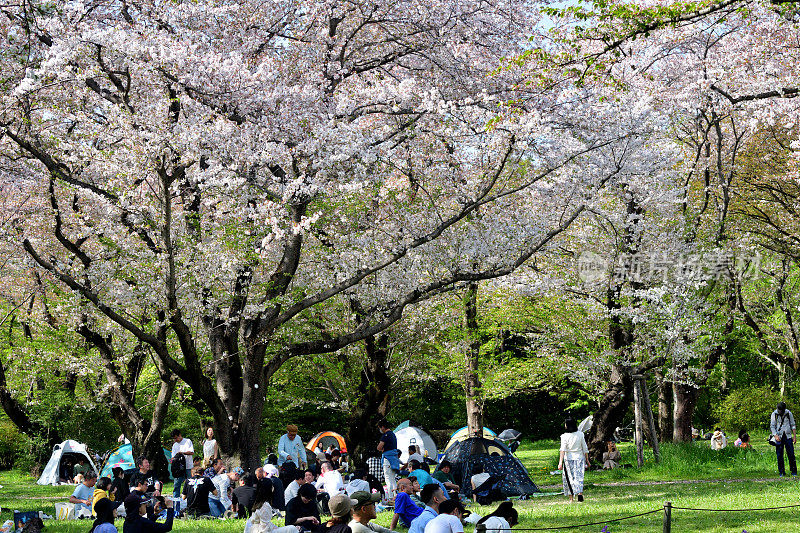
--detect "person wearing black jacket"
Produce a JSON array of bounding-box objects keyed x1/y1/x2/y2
[
  {"x1": 122, "y1": 493, "x2": 174, "y2": 533},
  {"x1": 285, "y1": 483, "x2": 321, "y2": 532},
  {"x1": 111, "y1": 467, "x2": 130, "y2": 503}
]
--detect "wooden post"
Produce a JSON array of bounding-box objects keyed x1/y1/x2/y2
[
  {"x1": 639, "y1": 376, "x2": 662, "y2": 463},
  {"x1": 663, "y1": 501, "x2": 672, "y2": 533},
  {"x1": 633, "y1": 376, "x2": 644, "y2": 467}
]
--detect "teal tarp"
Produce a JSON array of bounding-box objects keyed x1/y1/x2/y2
[{"x1": 99, "y1": 443, "x2": 174, "y2": 480}]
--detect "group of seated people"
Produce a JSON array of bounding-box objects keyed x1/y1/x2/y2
[
  {"x1": 66, "y1": 431, "x2": 518, "y2": 533},
  {"x1": 60, "y1": 456, "x2": 95, "y2": 484}
]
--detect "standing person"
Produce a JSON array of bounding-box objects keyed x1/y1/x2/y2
[
  {"x1": 279, "y1": 425, "x2": 308, "y2": 469},
  {"x1": 202, "y1": 427, "x2": 219, "y2": 468},
  {"x1": 377, "y1": 420, "x2": 399, "y2": 499},
  {"x1": 771, "y1": 401, "x2": 798, "y2": 477},
  {"x1": 170, "y1": 429, "x2": 194, "y2": 498},
  {"x1": 557, "y1": 417, "x2": 590, "y2": 503}
]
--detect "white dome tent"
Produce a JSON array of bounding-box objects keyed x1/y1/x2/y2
[
  {"x1": 37, "y1": 440, "x2": 99, "y2": 485},
  {"x1": 395, "y1": 425, "x2": 438, "y2": 464}
]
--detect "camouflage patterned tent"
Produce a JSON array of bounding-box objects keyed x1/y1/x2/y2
[{"x1": 434, "y1": 437, "x2": 539, "y2": 497}]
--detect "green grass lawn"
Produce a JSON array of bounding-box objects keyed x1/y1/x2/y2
[{"x1": 1, "y1": 435, "x2": 796, "y2": 532}]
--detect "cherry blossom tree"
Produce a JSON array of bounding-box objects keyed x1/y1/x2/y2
[{"x1": 0, "y1": 0, "x2": 647, "y2": 467}]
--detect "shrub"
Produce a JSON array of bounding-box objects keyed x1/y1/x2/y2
[
  {"x1": 0, "y1": 419, "x2": 22, "y2": 469},
  {"x1": 715, "y1": 386, "x2": 782, "y2": 432}
]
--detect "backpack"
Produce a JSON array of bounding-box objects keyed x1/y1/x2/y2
[{"x1": 171, "y1": 454, "x2": 185, "y2": 478}]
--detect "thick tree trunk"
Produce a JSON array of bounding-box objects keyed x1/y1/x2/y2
[
  {"x1": 464, "y1": 282, "x2": 483, "y2": 438},
  {"x1": 587, "y1": 364, "x2": 633, "y2": 463},
  {"x1": 672, "y1": 382, "x2": 697, "y2": 442},
  {"x1": 235, "y1": 340, "x2": 269, "y2": 470},
  {"x1": 346, "y1": 334, "x2": 391, "y2": 463},
  {"x1": 656, "y1": 370, "x2": 673, "y2": 442}
]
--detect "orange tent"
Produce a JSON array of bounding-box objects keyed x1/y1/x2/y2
[{"x1": 306, "y1": 431, "x2": 347, "y2": 454}]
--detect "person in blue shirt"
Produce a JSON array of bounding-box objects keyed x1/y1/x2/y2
[
  {"x1": 408, "y1": 484, "x2": 445, "y2": 533},
  {"x1": 70, "y1": 471, "x2": 98, "y2": 514},
  {"x1": 278, "y1": 425, "x2": 308, "y2": 469},
  {"x1": 377, "y1": 420, "x2": 399, "y2": 498},
  {"x1": 407, "y1": 460, "x2": 436, "y2": 488},
  {"x1": 390, "y1": 478, "x2": 422, "y2": 529}
]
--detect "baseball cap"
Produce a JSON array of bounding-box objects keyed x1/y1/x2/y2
[
  {"x1": 123, "y1": 493, "x2": 148, "y2": 514},
  {"x1": 351, "y1": 491, "x2": 381, "y2": 509},
  {"x1": 328, "y1": 493, "x2": 358, "y2": 518}
]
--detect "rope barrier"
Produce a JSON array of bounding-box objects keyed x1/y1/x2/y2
[
  {"x1": 497, "y1": 509, "x2": 662, "y2": 530},
  {"x1": 670, "y1": 503, "x2": 800, "y2": 512}
]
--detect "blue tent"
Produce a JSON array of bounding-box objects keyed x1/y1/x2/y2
[{"x1": 100, "y1": 443, "x2": 174, "y2": 480}]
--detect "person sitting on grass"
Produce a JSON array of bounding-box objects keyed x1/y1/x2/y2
[
  {"x1": 285, "y1": 483, "x2": 321, "y2": 533},
  {"x1": 233, "y1": 472, "x2": 258, "y2": 519},
  {"x1": 111, "y1": 467, "x2": 130, "y2": 503},
  {"x1": 182, "y1": 465, "x2": 218, "y2": 517},
  {"x1": 73, "y1": 457, "x2": 92, "y2": 483},
  {"x1": 92, "y1": 476, "x2": 116, "y2": 516},
  {"x1": 129, "y1": 457, "x2": 162, "y2": 497},
  {"x1": 348, "y1": 491, "x2": 397, "y2": 533},
  {"x1": 323, "y1": 493, "x2": 356, "y2": 533},
  {"x1": 602, "y1": 441, "x2": 621, "y2": 470},
  {"x1": 122, "y1": 492, "x2": 173, "y2": 533},
  {"x1": 431, "y1": 462, "x2": 459, "y2": 495},
  {"x1": 345, "y1": 469, "x2": 371, "y2": 496},
  {"x1": 204, "y1": 457, "x2": 225, "y2": 479},
  {"x1": 421, "y1": 499, "x2": 464, "y2": 533},
  {"x1": 710, "y1": 428, "x2": 728, "y2": 450},
  {"x1": 90, "y1": 497, "x2": 120, "y2": 533},
  {"x1": 70, "y1": 470, "x2": 98, "y2": 514},
  {"x1": 476, "y1": 501, "x2": 518, "y2": 533},
  {"x1": 209, "y1": 465, "x2": 243, "y2": 517},
  {"x1": 285, "y1": 469, "x2": 307, "y2": 502},
  {"x1": 407, "y1": 461, "x2": 435, "y2": 488},
  {"x1": 246, "y1": 478, "x2": 302, "y2": 533},
  {"x1": 734, "y1": 430, "x2": 752, "y2": 448},
  {"x1": 470, "y1": 465, "x2": 502, "y2": 504},
  {"x1": 409, "y1": 484, "x2": 446, "y2": 533},
  {"x1": 390, "y1": 478, "x2": 423, "y2": 530},
  {"x1": 408, "y1": 477, "x2": 424, "y2": 507}
]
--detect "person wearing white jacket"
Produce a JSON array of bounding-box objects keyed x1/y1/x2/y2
[{"x1": 246, "y1": 481, "x2": 302, "y2": 533}]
